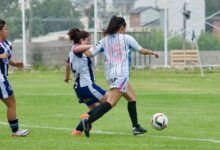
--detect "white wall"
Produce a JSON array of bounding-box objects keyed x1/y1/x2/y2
[{"x1": 140, "y1": 8, "x2": 160, "y2": 26}]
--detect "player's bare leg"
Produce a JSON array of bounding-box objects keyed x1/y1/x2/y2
[{"x1": 3, "y1": 95, "x2": 30, "y2": 137}]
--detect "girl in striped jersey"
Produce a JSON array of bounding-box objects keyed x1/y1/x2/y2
[
  {"x1": 0, "y1": 19, "x2": 30, "y2": 137},
  {"x1": 65, "y1": 28, "x2": 108, "y2": 135},
  {"x1": 81, "y1": 16, "x2": 159, "y2": 137}
]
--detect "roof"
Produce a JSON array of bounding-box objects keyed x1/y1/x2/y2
[
  {"x1": 112, "y1": 0, "x2": 136, "y2": 5},
  {"x1": 129, "y1": 7, "x2": 159, "y2": 14},
  {"x1": 143, "y1": 19, "x2": 160, "y2": 26}
]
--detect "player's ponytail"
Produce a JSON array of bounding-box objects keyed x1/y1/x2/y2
[
  {"x1": 104, "y1": 15, "x2": 126, "y2": 35},
  {"x1": 68, "y1": 28, "x2": 80, "y2": 42},
  {"x1": 68, "y1": 28, "x2": 89, "y2": 44},
  {"x1": 0, "y1": 19, "x2": 6, "y2": 31}
]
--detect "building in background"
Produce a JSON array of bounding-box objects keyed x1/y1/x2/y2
[
  {"x1": 133, "y1": 0, "x2": 205, "y2": 39},
  {"x1": 129, "y1": 7, "x2": 163, "y2": 29},
  {"x1": 99, "y1": 0, "x2": 205, "y2": 39}
]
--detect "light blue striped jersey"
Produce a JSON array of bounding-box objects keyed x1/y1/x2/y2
[
  {"x1": 90, "y1": 34, "x2": 142, "y2": 80},
  {"x1": 0, "y1": 40, "x2": 12, "y2": 81},
  {"x1": 67, "y1": 45, "x2": 94, "y2": 87}
]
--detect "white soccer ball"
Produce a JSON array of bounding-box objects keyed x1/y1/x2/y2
[{"x1": 151, "y1": 113, "x2": 168, "y2": 130}]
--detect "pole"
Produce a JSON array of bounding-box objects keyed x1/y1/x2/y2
[
  {"x1": 164, "y1": 1, "x2": 168, "y2": 67},
  {"x1": 22, "y1": 0, "x2": 27, "y2": 66},
  {"x1": 28, "y1": 0, "x2": 33, "y2": 42},
  {"x1": 182, "y1": 1, "x2": 186, "y2": 50},
  {"x1": 195, "y1": 39, "x2": 204, "y2": 77},
  {"x1": 94, "y1": 0, "x2": 98, "y2": 66}
]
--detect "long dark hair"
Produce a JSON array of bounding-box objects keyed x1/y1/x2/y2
[
  {"x1": 104, "y1": 15, "x2": 126, "y2": 35},
  {"x1": 0, "y1": 19, "x2": 6, "y2": 31},
  {"x1": 68, "y1": 28, "x2": 89, "y2": 44}
]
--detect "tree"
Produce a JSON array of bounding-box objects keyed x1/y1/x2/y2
[
  {"x1": 0, "y1": 0, "x2": 22, "y2": 41},
  {"x1": 198, "y1": 31, "x2": 220, "y2": 50},
  {"x1": 205, "y1": 0, "x2": 220, "y2": 31},
  {"x1": 88, "y1": 5, "x2": 94, "y2": 29},
  {"x1": 205, "y1": 0, "x2": 220, "y2": 16},
  {"x1": 30, "y1": 0, "x2": 83, "y2": 37}
]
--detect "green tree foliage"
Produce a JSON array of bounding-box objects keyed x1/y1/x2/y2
[
  {"x1": 149, "y1": 29, "x2": 164, "y2": 51},
  {"x1": 205, "y1": 0, "x2": 220, "y2": 16},
  {"x1": 88, "y1": 5, "x2": 94, "y2": 29},
  {"x1": 31, "y1": 0, "x2": 83, "y2": 36},
  {"x1": 0, "y1": 0, "x2": 22, "y2": 40},
  {"x1": 205, "y1": 0, "x2": 220, "y2": 31},
  {"x1": 198, "y1": 31, "x2": 220, "y2": 50}
]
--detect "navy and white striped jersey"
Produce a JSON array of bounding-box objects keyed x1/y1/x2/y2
[
  {"x1": 0, "y1": 40, "x2": 12, "y2": 81},
  {"x1": 67, "y1": 45, "x2": 94, "y2": 88},
  {"x1": 90, "y1": 34, "x2": 142, "y2": 80}
]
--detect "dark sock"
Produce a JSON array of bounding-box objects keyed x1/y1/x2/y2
[
  {"x1": 128, "y1": 101, "x2": 139, "y2": 128},
  {"x1": 76, "y1": 121, "x2": 83, "y2": 131},
  {"x1": 87, "y1": 102, "x2": 112, "y2": 124},
  {"x1": 8, "y1": 118, "x2": 19, "y2": 133},
  {"x1": 87, "y1": 108, "x2": 97, "y2": 116},
  {"x1": 75, "y1": 105, "x2": 101, "y2": 131}
]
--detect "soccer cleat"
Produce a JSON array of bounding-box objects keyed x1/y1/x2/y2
[
  {"x1": 80, "y1": 113, "x2": 90, "y2": 119},
  {"x1": 71, "y1": 130, "x2": 82, "y2": 136},
  {"x1": 82, "y1": 119, "x2": 90, "y2": 138},
  {"x1": 11, "y1": 129, "x2": 30, "y2": 137},
  {"x1": 132, "y1": 126, "x2": 147, "y2": 135}
]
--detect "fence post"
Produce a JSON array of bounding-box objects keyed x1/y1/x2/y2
[{"x1": 22, "y1": 0, "x2": 27, "y2": 66}]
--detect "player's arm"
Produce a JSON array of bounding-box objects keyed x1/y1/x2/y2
[
  {"x1": 9, "y1": 60, "x2": 24, "y2": 68},
  {"x1": 84, "y1": 40, "x2": 104, "y2": 57},
  {"x1": 64, "y1": 63, "x2": 71, "y2": 83},
  {"x1": 139, "y1": 48, "x2": 159, "y2": 58},
  {"x1": 73, "y1": 45, "x2": 92, "y2": 53},
  {"x1": 0, "y1": 47, "x2": 7, "y2": 59},
  {"x1": 127, "y1": 35, "x2": 159, "y2": 58},
  {"x1": 84, "y1": 50, "x2": 93, "y2": 57},
  {"x1": 0, "y1": 53, "x2": 7, "y2": 59},
  {"x1": 64, "y1": 57, "x2": 71, "y2": 83}
]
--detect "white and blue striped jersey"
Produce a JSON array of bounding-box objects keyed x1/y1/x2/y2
[
  {"x1": 0, "y1": 40, "x2": 12, "y2": 81},
  {"x1": 90, "y1": 34, "x2": 142, "y2": 80},
  {"x1": 67, "y1": 45, "x2": 94, "y2": 88}
]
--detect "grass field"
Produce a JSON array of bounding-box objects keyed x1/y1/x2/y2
[{"x1": 0, "y1": 69, "x2": 220, "y2": 150}]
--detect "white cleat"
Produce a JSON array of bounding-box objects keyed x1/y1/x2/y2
[{"x1": 12, "y1": 129, "x2": 30, "y2": 137}]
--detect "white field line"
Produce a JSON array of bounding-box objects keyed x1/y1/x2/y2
[
  {"x1": 0, "y1": 121, "x2": 220, "y2": 144},
  {"x1": 16, "y1": 93, "x2": 219, "y2": 96}
]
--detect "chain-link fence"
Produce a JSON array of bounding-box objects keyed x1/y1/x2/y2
[{"x1": 2, "y1": 0, "x2": 220, "y2": 68}]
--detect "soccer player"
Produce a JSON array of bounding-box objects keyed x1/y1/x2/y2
[
  {"x1": 64, "y1": 28, "x2": 107, "y2": 135},
  {"x1": 0, "y1": 19, "x2": 30, "y2": 137},
  {"x1": 81, "y1": 15, "x2": 159, "y2": 137}
]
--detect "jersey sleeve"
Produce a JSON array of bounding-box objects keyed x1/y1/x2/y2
[
  {"x1": 66, "y1": 56, "x2": 70, "y2": 64},
  {"x1": 89, "y1": 39, "x2": 104, "y2": 56},
  {"x1": 67, "y1": 51, "x2": 73, "y2": 63},
  {"x1": 126, "y1": 35, "x2": 142, "y2": 52}
]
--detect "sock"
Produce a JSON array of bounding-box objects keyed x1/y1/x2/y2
[
  {"x1": 87, "y1": 108, "x2": 97, "y2": 116},
  {"x1": 87, "y1": 102, "x2": 112, "y2": 124},
  {"x1": 76, "y1": 120, "x2": 83, "y2": 131},
  {"x1": 8, "y1": 118, "x2": 19, "y2": 133},
  {"x1": 75, "y1": 104, "x2": 106, "y2": 131},
  {"x1": 75, "y1": 105, "x2": 102, "y2": 131},
  {"x1": 128, "y1": 101, "x2": 139, "y2": 128}
]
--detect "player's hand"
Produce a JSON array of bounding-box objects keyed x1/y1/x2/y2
[
  {"x1": 64, "y1": 77, "x2": 71, "y2": 83},
  {"x1": 154, "y1": 53, "x2": 159, "y2": 58},
  {"x1": 15, "y1": 62, "x2": 24, "y2": 68}
]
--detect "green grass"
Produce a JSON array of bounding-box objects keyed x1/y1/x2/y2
[{"x1": 0, "y1": 69, "x2": 220, "y2": 150}]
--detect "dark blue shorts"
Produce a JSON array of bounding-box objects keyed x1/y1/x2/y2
[
  {"x1": 0, "y1": 79, "x2": 14, "y2": 100},
  {"x1": 74, "y1": 84, "x2": 106, "y2": 106}
]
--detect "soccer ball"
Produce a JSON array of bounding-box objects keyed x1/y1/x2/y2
[{"x1": 151, "y1": 113, "x2": 168, "y2": 130}]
